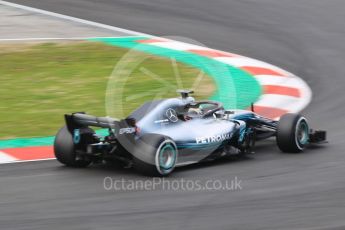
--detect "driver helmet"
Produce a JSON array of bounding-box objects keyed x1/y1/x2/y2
[{"x1": 186, "y1": 108, "x2": 202, "y2": 118}]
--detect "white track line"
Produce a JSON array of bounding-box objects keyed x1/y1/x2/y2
[
  {"x1": 0, "y1": 0, "x2": 150, "y2": 37},
  {"x1": 255, "y1": 94, "x2": 305, "y2": 111},
  {"x1": 255, "y1": 75, "x2": 307, "y2": 87},
  {"x1": 0, "y1": 36, "x2": 140, "y2": 42},
  {"x1": 215, "y1": 57, "x2": 292, "y2": 76},
  {"x1": 147, "y1": 41, "x2": 212, "y2": 51},
  {"x1": 0, "y1": 151, "x2": 17, "y2": 164},
  {"x1": 0, "y1": 158, "x2": 56, "y2": 165}
]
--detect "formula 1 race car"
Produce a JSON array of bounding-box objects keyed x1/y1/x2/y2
[{"x1": 54, "y1": 90, "x2": 327, "y2": 176}]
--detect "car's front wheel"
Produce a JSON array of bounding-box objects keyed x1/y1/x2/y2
[{"x1": 276, "y1": 113, "x2": 310, "y2": 153}]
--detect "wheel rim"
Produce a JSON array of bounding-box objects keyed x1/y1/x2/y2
[
  {"x1": 159, "y1": 144, "x2": 176, "y2": 170},
  {"x1": 155, "y1": 141, "x2": 177, "y2": 175},
  {"x1": 296, "y1": 119, "x2": 309, "y2": 148}
]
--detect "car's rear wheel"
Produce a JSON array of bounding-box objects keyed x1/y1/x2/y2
[
  {"x1": 54, "y1": 126, "x2": 92, "y2": 167},
  {"x1": 276, "y1": 113, "x2": 310, "y2": 153},
  {"x1": 133, "y1": 134, "x2": 178, "y2": 176}
]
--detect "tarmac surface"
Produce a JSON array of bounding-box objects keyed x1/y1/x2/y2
[{"x1": 0, "y1": 4, "x2": 130, "y2": 39}]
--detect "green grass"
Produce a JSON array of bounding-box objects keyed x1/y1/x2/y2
[{"x1": 0, "y1": 41, "x2": 215, "y2": 139}]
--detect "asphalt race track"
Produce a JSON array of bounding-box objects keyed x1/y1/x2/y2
[{"x1": 2, "y1": 0, "x2": 345, "y2": 229}]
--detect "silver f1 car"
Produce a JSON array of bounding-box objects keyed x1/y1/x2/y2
[{"x1": 54, "y1": 90, "x2": 326, "y2": 176}]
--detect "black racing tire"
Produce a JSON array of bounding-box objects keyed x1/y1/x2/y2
[
  {"x1": 276, "y1": 113, "x2": 310, "y2": 153},
  {"x1": 132, "y1": 134, "x2": 178, "y2": 176},
  {"x1": 54, "y1": 126, "x2": 92, "y2": 167}
]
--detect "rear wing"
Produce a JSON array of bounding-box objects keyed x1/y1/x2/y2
[
  {"x1": 64, "y1": 113, "x2": 136, "y2": 132},
  {"x1": 65, "y1": 113, "x2": 119, "y2": 130}
]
